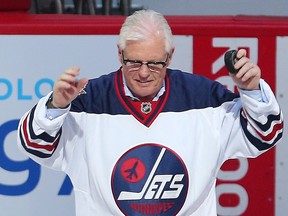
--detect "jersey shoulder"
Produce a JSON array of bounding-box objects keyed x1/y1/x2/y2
[{"x1": 166, "y1": 69, "x2": 239, "y2": 111}]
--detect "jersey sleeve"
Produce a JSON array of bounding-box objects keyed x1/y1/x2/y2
[
  {"x1": 17, "y1": 93, "x2": 85, "y2": 172},
  {"x1": 221, "y1": 79, "x2": 283, "y2": 160}
]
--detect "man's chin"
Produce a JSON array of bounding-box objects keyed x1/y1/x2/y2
[{"x1": 134, "y1": 92, "x2": 154, "y2": 101}]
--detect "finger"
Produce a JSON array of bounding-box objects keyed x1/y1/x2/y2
[
  {"x1": 55, "y1": 80, "x2": 75, "y2": 89},
  {"x1": 76, "y1": 78, "x2": 88, "y2": 89},
  {"x1": 238, "y1": 63, "x2": 257, "y2": 82},
  {"x1": 59, "y1": 73, "x2": 77, "y2": 84},
  {"x1": 61, "y1": 67, "x2": 80, "y2": 84},
  {"x1": 54, "y1": 81, "x2": 78, "y2": 98},
  {"x1": 236, "y1": 49, "x2": 246, "y2": 59},
  {"x1": 242, "y1": 64, "x2": 260, "y2": 81},
  {"x1": 65, "y1": 66, "x2": 80, "y2": 76},
  {"x1": 234, "y1": 59, "x2": 251, "y2": 77},
  {"x1": 234, "y1": 56, "x2": 248, "y2": 71}
]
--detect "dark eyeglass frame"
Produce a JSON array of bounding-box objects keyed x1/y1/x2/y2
[{"x1": 122, "y1": 50, "x2": 169, "y2": 72}]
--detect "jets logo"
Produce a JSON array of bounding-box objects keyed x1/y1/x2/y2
[{"x1": 111, "y1": 143, "x2": 188, "y2": 215}]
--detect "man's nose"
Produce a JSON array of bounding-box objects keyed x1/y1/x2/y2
[{"x1": 138, "y1": 64, "x2": 151, "y2": 77}]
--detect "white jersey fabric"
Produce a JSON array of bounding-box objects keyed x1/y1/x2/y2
[{"x1": 17, "y1": 69, "x2": 283, "y2": 216}]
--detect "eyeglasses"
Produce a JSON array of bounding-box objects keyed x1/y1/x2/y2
[{"x1": 122, "y1": 51, "x2": 169, "y2": 73}]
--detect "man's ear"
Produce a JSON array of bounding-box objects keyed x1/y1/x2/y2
[
  {"x1": 167, "y1": 47, "x2": 175, "y2": 66},
  {"x1": 117, "y1": 45, "x2": 122, "y2": 63}
]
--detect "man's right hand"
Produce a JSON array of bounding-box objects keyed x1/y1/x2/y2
[{"x1": 50, "y1": 66, "x2": 88, "y2": 109}]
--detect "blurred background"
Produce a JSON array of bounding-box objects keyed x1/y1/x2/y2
[
  {"x1": 29, "y1": 0, "x2": 288, "y2": 16},
  {"x1": 0, "y1": 1, "x2": 287, "y2": 216}
]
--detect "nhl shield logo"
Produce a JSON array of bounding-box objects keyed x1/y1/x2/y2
[{"x1": 141, "y1": 102, "x2": 152, "y2": 114}]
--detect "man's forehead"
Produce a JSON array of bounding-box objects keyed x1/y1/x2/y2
[{"x1": 124, "y1": 40, "x2": 166, "y2": 57}]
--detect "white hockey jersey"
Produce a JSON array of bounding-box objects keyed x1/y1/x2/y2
[{"x1": 18, "y1": 69, "x2": 283, "y2": 216}]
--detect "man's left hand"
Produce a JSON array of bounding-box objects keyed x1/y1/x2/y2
[{"x1": 230, "y1": 49, "x2": 261, "y2": 90}]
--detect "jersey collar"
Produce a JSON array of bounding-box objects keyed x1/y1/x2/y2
[{"x1": 115, "y1": 68, "x2": 170, "y2": 127}]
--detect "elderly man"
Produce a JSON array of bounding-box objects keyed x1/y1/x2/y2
[{"x1": 18, "y1": 9, "x2": 283, "y2": 216}]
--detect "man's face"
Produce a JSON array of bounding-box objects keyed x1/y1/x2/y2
[{"x1": 119, "y1": 37, "x2": 172, "y2": 101}]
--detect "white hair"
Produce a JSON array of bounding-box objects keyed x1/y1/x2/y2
[{"x1": 118, "y1": 9, "x2": 174, "y2": 53}]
